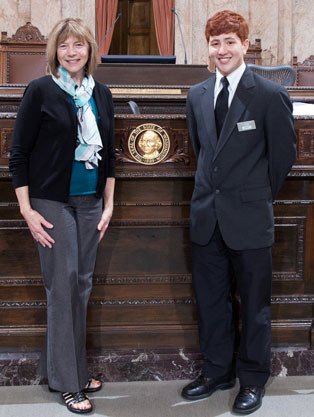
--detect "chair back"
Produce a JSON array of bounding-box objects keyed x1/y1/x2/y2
[
  {"x1": 247, "y1": 64, "x2": 296, "y2": 86},
  {"x1": 292, "y1": 56, "x2": 314, "y2": 86},
  {"x1": 0, "y1": 22, "x2": 47, "y2": 84}
]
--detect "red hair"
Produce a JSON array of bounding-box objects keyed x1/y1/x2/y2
[{"x1": 205, "y1": 10, "x2": 249, "y2": 43}]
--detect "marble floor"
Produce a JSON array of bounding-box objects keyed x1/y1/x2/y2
[{"x1": 1, "y1": 376, "x2": 314, "y2": 417}]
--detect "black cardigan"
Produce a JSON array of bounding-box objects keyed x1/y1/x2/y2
[{"x1": 9, "y1": 75, "x2": 115, "y2": 202}]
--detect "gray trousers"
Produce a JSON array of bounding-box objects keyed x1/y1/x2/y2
[{"x1": 31, "y1": 196, "x2": 102, "y2": 392}]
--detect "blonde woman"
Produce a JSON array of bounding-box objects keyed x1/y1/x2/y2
[{"x1": 9, "y1": 18, "x2": 115, "y2": 414}]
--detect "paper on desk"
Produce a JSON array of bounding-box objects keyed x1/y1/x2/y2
[{"x1": 293, "y1": 102, "x2": 314, "y2": 116}]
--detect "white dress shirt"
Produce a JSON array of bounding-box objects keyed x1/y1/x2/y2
[{"x1": 214, "y1": 62, "x2": 247, "y2": 108}]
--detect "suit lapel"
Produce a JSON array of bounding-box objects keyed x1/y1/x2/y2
[
  {"x1": 213, "y1": 68, "x2": 256, "y2": 161},
  {"x1": 200, "y1": 76, "x2": 217, "y2": 150}
]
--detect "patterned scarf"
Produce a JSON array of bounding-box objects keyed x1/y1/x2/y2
[{"x1": 52, "y1": 66, "x2": 102, "y2": 169}]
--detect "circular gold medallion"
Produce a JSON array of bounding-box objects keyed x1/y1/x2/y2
[{"x1": 128, "y1": 123, "x2": 170, "y2": 165}]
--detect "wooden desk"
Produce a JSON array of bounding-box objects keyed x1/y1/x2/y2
[
  {"x1": 1, "y1": 85, "x2": 314, "y2": 116},
  {"x1": 0, "y1": 111, "x2": 313, "y2": 370}
]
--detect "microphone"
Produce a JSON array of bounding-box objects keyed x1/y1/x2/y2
[
  {"x1": 98, "y1": 12, "x2": 122, "y2": 50},
  {"x1": 171, "y1": 8, "x2": 187, "y2": 64},
  {"x1": 127, "y1": 100, "x2": 140, "y2": 115}
]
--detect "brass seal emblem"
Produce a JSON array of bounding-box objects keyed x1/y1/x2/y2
[{"x1": 128, "y1": 123, "x2": 170, "y2": 165}]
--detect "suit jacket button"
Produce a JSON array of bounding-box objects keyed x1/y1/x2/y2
[
  {"x1": 215, "y1": 189, "x2": 220, "y2": 194},
  {"x1": 213, "y1": 166, "x2": 219, "y2": 172}
]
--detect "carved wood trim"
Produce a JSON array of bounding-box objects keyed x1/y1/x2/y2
[
  {"x1": 293, "y1": 55, "x2": 314, "y2": 68},
  {"x1": 0, "y1": 113, "x2": 17, "y2": 118},
  {"x1": 0, "y1": 277, "x2": 42, "y2": 286},
  {"x1": 0, "y1": 301, "x2": 46, "y2": 308},
  {"x1": 1, "y1": 296, "x2": 313, "y2": 309},
  {"x1": 275, "y1": 200, "x2": 314, "y2": 205},
  {"x1": 292, "y1": 55, "x2": 314, "y2": 86},
  {"x1": 0, "y1": 105, "x2": 19, "y2": 112},
  {"x1": 299, "y1": 55, "x2": 314, "y2": 67},
  {"x1": 114, "y1": 201, "x2": 190, "y2": 206},
  {"x1": 289, "y1": 167, "x2": 314, "y2": 177},
  {"x1": 94, "y1": 274, "x2": 192, "y2": 284},
  {"x1": 297, "y1": 129, "x2": 314, "y2": 160},
  {"x1": 0, "y1": 217, "x2": 191, "y2": 229},
  {"x1": 0, "y1": 170, "x2": 11, "y2": 178},
  {"x1": 272, "y1": 216, "x2": 305, "y2": 281},
  {"x1": 90, "y1": 298, "x2": 194, "y2": 306},
  {"x1": 0, "y1": 298, "x2": 195, "y2": 308},
  {"x1": 0, "y1": 219, "x2": 25, "y2": 228},
  {"x1": 110, "y1": 219, "x2": 189, "y2": 226},
  {"x1": 115, "y1": 169, "x2": 196, "y2": 177},
  {"x1": 0, "y1": 127, "x2": 12, "y2": 158},
  {"x1": 4, "y1": 22, "x2": 46, "y2": 43},
  {"x1": 271, "y1": 296, "x2": 314, "y2": 303},
  {"x1": 0, "y1": 274, "x2": 193, "y2": 286}
]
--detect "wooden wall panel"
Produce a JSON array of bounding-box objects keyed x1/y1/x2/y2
[{"x1": 95, "y1": 226, "x2": 191, "y2": 275}]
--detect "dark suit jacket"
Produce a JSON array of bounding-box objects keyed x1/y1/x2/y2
[
  {"x1": 187, "y1": 67, "x2": 296, "y2": 250},
  {"x1": 9, "y1": 75, "x2": 115, "y2": 202}
]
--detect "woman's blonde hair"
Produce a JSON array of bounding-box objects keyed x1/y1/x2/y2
[{"x1": 46, "y1": 18, "x2": 99, "y2": 77}]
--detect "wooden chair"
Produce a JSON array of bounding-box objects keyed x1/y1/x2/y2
[
  {"x1": 293, "y1": 55, "x2": 314, "y2": 86},
  {"x1": 245, "y1": 38, "x2": 262, "y2": 65},
  {"x1": 0, "y1": 22, "x2": 47, "y2": 84}
]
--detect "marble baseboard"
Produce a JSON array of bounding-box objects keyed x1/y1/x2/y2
[{"x1": 0, "y1": 348, "x2": 313, "y2": 386}]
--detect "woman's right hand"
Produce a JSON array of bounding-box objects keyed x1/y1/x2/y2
[
  {"x1": 15, "y1": 186, "x2": 55, "y2": 248},
  {"x1": 22, "y1": 207, "x2": 55, "y2": 248}
]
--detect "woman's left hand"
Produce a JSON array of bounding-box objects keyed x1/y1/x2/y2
[{"x1": 97, "y1": 207, "x2": 113, "y2": 242}]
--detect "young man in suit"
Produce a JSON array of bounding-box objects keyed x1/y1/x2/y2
[{"x1": 181, "y1": 10, "x2": 296, "y2": 415}]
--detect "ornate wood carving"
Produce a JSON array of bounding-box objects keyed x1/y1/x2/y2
[
  {"x1": 272, "y1": 295, "x2": 314, "y2": 303},
  {"x1": 293, "y1": 55, "x2": 314, "y2": 86},
  {"x1": 0, "y1": 127, "x2": 12, "y2": 158},
  {"x1": 0, "y1": 277, "x2": 42, "y2": 286},
  {"x1": 298, "y1": 129, "x2": 314, "y2": 160},
  {"x1": 272, "y1": 217, "x2": 305, "y2": 281},
  {"x1": 10, "y1": 22, "x2": 46, "y2": 43},
  {"x1": 94, "y1": 274, "x2": 192, "y2": 284},
  {"x1": 294, "y1": 55, "x2": 314, "y2": 67}
]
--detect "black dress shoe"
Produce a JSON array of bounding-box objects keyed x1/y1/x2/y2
[
  {"x1": 232, "y1": 386, "x2": 265, "y2": 414},
  {"x1": 181, "y1": 374, "x2": 236, "y2": 401}
]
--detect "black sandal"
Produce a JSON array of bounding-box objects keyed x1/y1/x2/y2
[
  {"x1": 83, "y1": 378, "x2": 102, "y2": 393},
  {"x1": 61, "y1": 391, "x2": 93, "y2": 414}
]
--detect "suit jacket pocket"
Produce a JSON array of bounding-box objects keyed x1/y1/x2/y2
[{"x1": 240, "y1": 186, "x2": 272, "y2": 202}]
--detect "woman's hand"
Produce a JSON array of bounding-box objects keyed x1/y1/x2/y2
[
  {"x1": 97, "y1": 206, "x2": 113, "y2": 242},
  {"x1": 15, "y1": 186, "x2": 55, "y2": 248},
  {"x1": 22, "y1": 207, "x2": 55, "y2": 248},
  {"x1": 98, "y1": 178, "x2": 115, "y2": 242}
]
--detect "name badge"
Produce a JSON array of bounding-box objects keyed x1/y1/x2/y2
[{"x1": 237, "y1": 120, "x2": 256, "y2": 132}]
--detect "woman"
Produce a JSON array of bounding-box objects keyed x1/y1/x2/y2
[{"x1": 9, "y1": 18, "x2": 115, "y2": 414}]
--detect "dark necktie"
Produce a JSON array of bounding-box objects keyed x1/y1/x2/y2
[{"x1": 215, "y1": 76, "x2": 229, "y2": 137}]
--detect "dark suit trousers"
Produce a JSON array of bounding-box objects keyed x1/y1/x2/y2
[{"x1": 192, "y1": 224, "x2": 272, "y2": 387}]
